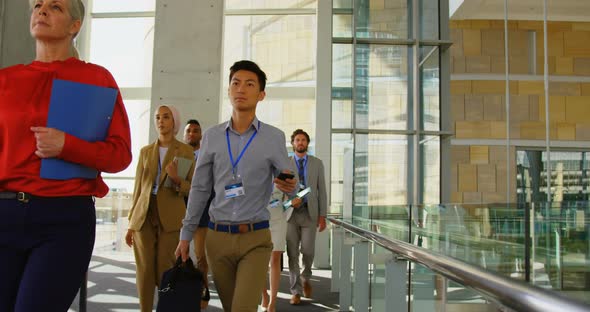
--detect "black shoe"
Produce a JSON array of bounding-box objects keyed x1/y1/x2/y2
[
  {"x1": 201, "y1": 286, "x2": 210, "y2": 301},
  {"x1": 200, "y1": 286, "x2": 210, "y2": 310}
]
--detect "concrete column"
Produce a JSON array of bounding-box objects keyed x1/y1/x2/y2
[
  {"x1": 0, "y1": 0, "x2": 35, "y2": 67},
  {"x1": 150, "y1": 0, "x2": 224, "y2": 142},
  {"x1": 313, "y1": 0, "x2": 332, "y2": 270}
]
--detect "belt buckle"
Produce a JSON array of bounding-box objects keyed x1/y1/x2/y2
[
  {"x1": 238, "y1": 224, "x2": 250, "y2": 233},
  {"x1": 17, "y1": 192, "x2": 29, "y2": 203}
]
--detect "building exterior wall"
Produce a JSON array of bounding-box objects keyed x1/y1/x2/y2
[{"x1": 450, "y1": 20, "x2": 590, "y2": 204}]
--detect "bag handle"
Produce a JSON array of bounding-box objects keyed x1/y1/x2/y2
[{"x1": 159, "y1": 257, "x2": 195, "y2": 293}]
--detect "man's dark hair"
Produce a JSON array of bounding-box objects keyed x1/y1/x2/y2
[
  {"x1": 229, "y1": 60, "x2": 267, "y2": 91},
  {"x1": 290, "y1": 129, "x2": 310, "y2": 143},
  {"x1": 186, "y1": 119, "x2": 200, "y2": 126}
]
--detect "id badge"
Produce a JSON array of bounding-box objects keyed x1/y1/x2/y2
[
  {"x1": 224, "y1": 182, "x2": 245, "y2": 199},
  {"x1": 269, "y1": 198, "x2": 281, "y2": 208}
]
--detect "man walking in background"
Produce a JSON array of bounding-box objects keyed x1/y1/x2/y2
[
  {"x1": 183, "y1": 119, "x2": 211, "y2": 309},
  {"x1": 286, "y1": 129, "x2": 327, "y2": 305},
  {"x1": 184, "y1": 119, "x2": 202, "y2": 159}
]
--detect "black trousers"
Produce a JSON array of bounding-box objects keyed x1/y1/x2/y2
[{"x1": 0, "y1": 195, "x2": 95, "y2": 312}]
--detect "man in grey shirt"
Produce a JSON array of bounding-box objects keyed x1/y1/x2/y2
[{"x1": 176, "y1": 60, "x2": 296, "y2": 312}]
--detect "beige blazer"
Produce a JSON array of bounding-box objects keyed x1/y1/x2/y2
[{"x1": 128, "y1": 139, "x2": 195, "y2": 232}]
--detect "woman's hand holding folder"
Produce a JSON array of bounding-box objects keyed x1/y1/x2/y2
[{"x1": 31, "y1": 126, "x2": 65, "y2": 158}]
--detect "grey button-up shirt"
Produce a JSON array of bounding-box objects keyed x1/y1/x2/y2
[{"x1": 180, "y1": 117, "x2": 294, "y2": 240}]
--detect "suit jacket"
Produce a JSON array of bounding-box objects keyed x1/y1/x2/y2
[
  {"x1": 128, "y1": 138, "x2": 195, "y2": 232},
  {"x1": 290, "y1": 155, "x2": 327, "y2": 222}
]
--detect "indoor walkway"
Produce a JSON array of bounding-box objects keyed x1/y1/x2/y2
[{"x1": 68, "y1": 252, "x2": 339, "y2": 312}]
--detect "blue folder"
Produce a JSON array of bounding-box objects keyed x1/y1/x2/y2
[{"x1": 40, "y1": 79, "x2": 118, "y2": 180}]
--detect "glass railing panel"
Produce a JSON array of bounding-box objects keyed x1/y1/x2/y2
[
  {"x1": 330, "y1": 216, "x2": 590, "y2": 312},
  {"x1": 349, "y1": 232, "x2": 371, "y2": 311},
  {"x1": 532, "y1": 201, "x2": 590, "y2": 303},
  {"x1": 369, "y1": 205, "x2": 412, "y2": 243},
  {"x1": 410, "y1": 262, "x2": 506, "y2": 312},
  {"x1": 369, "y1": 243, "x2": 411, "y2": 311},
  {"x1": 351, "y1": 205, "x2": 411, "y2": 242},
  {"x1": 410, "y1": 263, "x2": 438, "y2": 312},
  {"x1": 412, "y1": 203, "x2": 528, "y2": 280},
  {"x1": 345, "y1": 200, "x2": 589, "y2": 298},
  {"x1": 369, "y1": 243, "x2": 388, "y2": 311},
  {"x1": 480, "y1": 203, "x2": 528, "y2": 280},
  {"x1": 338, "y1": 230, "x2": 354, "y2": 312},
  {"x1": 93, "y1": 188, "x2": 133, "y2": 255}
]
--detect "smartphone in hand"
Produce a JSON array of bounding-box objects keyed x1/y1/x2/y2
[{"x1": 277, "y1": 172, "x2": 295, "y2": 180}]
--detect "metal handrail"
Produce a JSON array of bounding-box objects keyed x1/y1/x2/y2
[{"x1": 329, "y1": 217, "x2": 590, "y2": 312}]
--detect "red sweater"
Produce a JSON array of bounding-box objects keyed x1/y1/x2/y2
[{"x1": 0, "y1": 58, "x2": 132, "y2": 197}]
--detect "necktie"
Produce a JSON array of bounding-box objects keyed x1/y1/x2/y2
[{"x1": 298, "y1": 158, "x2": 305, "y2": 187}]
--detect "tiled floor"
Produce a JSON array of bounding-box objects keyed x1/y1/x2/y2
[
  {"x1": 68, "y1": 251, "x2": 339, "y2": 312},
  {"x1": 67, "y1": 251, "x2": 590, "y2": 311}
]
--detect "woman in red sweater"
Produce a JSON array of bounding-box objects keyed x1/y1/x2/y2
[{"x1": 0, "y1": 1, "x2": 132, "y2": 311}]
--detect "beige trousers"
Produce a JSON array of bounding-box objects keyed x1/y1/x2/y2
[
  {"x1": 132, "y1": 196, "x2": 179, "y2": 312},
  {"x1": 206, "y1": 228, "x2": 272, "y2": 312},
  {"x1": 193, "y1": 227, "x2": 209, "y2": 284}
]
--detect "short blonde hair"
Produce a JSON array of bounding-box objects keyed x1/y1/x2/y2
[
  {"x1": 29, "y1": 0, "x2": 85, "y2": 26},
  {"x1": 30, "y1": 0, "x2": 85, "y2": 57}
]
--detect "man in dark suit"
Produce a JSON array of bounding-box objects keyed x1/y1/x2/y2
[
  {"x1": 183, "y1": 119, "x2": 211, "y2": 309},
  {"x1": 286, "y1": 129, "x2": 327, "y2": 305}
]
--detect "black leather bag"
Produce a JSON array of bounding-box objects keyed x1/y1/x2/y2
[{"x1": 156, "y1": 257, "x2": 203, "y2": 312}]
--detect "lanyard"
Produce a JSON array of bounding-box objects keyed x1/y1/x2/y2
[
  {"x1": 226, "y1": 121, "x2": 259, "y2": 178},
  {"x1": 157, "y1": 154, "x2": 162, "y2": 180}
]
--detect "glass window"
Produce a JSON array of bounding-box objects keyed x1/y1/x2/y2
[
  {"x1": 354, "y1": 134, "x2": 408, "y2": 218},
  {"x1": 332, "y1": 44, "x2": 353, "y2": 128},
  {"x1": 420, "y1": 0, "x2": 439, "y2": 39},
  {"x1": 421, "y1": 135, "x2": 440, "y2": 204},
  {"x1": 225, "y1": 0, "x2": 316, "y2": 10},
  {"x1": 92, "y1": 0, "x2": 155, "y2": 13},
  {"x1": 333, "y1": 0, "x2": 352, "y2": 9},
  {"x1": 517, "y1": 150, "x2": 590, "y2": 293},
  {"x1": 102, "y1": 100, "x2": 151, "y2": 189},
  {"x1": 355, "y1": 44, "x2": 409, "y2": 130},
  {"x1": 333, "y1": 44, "x2": 352, "y2": 90},
  {"x1": 333, "y1": 0, "x2": 444, "y2": 224},
  {"x1": 332, "y1": 99, "x2": 353, "y2": 129},
  {"x1": 421, "y1": 47, "x2": 440, "y2": 131},
  {"x1": 85, "y1": 9, "x2": 155, "y2": 259},
  {"x1": 331, "y1": 133, "x2": 354, "y2": 214},
  {"x1": 223, "y1": 15, "x2": 315, "y2": 84},
  {"x1": 90, "y1": 17, "x2": 154, "y2": 88},
  {"x1": 97, "y1": 99, "x2": 151, "y2": 257},
  {"x1": 89, "y1": 18, "x2": 154, "y2": 88},
  {"x1": 355, "y1": 0, "x2": 409, "y2": 39},
  {"x1": 221, "y1": 14, "x2": 316, "y2": 138},
  {"x1": 517, "y1": 150, "x2": 590, "y2": 203},
  {"x1": 333, "y1": 13, "x2": 352, "y2": 38},
  {"x1": 221, "y1": 98, "x2": 316, "y2": 147}
]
